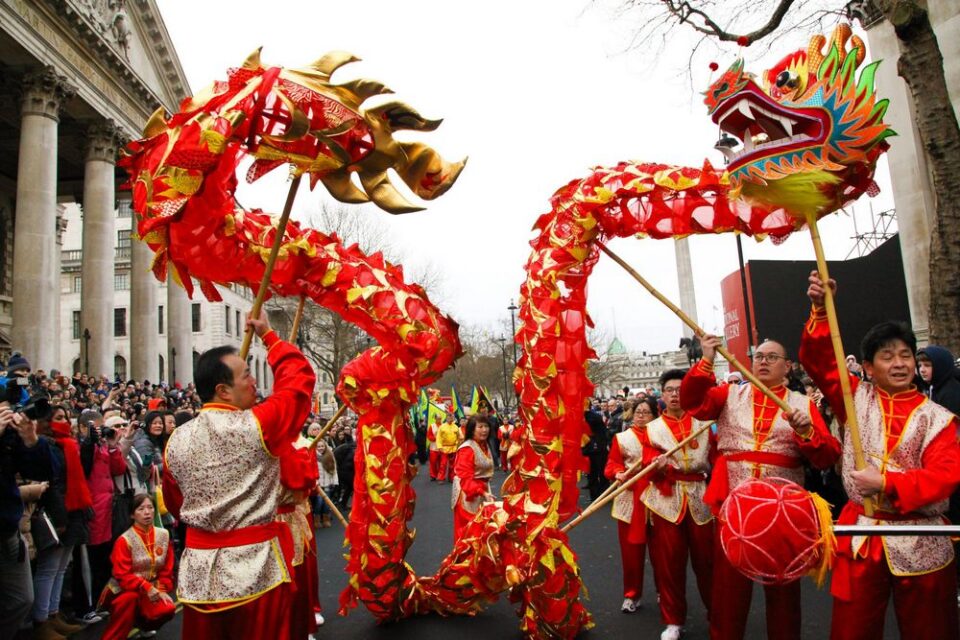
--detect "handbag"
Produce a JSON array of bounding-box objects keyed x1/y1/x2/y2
[
  {"x1": 30, "y1": 507, "x2": 60, "y2": 553},
  {"x1": 111, "y1": 469, "x2": 135, "y2": 540}
]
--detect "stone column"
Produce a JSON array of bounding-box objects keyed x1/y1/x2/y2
[
  {"x1": 80, "y1": 121, "x2": 123, "y2": 377},
  {"x1": 674, "y1": 237, "x2": 699, "y2": 338},
  {"x1": 12, "y1": 67, "x2": 74, "y2": 369},
  {"x1": 167, "y1": 273, "x2": 193, "y2": 385},
  {"x1": 129, "y1": 230, "x2": 158, "y2": 381}
]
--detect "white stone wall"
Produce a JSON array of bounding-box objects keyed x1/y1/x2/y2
[{"x1": 57, "y1": 204, "x2": 273, "y2": 391}]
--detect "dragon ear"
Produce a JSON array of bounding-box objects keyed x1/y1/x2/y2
[
  {"x1": 357, "y1": 169, "x2": 424, "y2": 214},
  {"x1": 310, "y1": 51, "x2": 360, "y2": 77},
  {"x1": 243, "y1": 47, "x2": 264, "y2": 70},
  {"x1": 337, "y1": 78, "x2": 394, "y2": 102},
  {"x1": 367, "y1": 102, "x2": 442, "y2": 132}
]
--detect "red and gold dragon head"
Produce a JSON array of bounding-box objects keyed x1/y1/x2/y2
[{"x1": 704, "y1": 24, "x2": 894, "y2": 219}]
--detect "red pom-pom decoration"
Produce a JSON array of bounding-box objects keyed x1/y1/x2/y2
[
  {"x1": 737, "y1": 36, "x2": 750, "y2": 47},
  {"x1": 719, "y1": 478, "x2": 833, "y2": 585},
  {"x1": 709, "y1": 62, "x2": 719, "y2": 72}
]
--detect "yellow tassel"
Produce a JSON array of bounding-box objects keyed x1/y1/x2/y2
[{"x1": 808, "y1": 491, "x2": 836, "y2": 588}]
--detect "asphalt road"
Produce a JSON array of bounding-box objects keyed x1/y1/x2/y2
[{"x1": 78, "y1": 465, "x2": 910, "y2": 639}]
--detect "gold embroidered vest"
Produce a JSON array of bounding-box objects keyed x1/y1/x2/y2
[
  {"x1": 641, "y1": 416, "x2": 713, "y2": 525},
  {"x1": 451, "y1": 440, "x2": 494, "y2": 514},
  {"x1": 717, "y1": 384, "x2": 809, "y2": 489},
  {"x1": 611, "y1": 429, "x2": 644, "y2": 524},
  {"x1": 165, "y1": 409, "x2": 288, "y2": 604},
  {"x1": 844, "y1": 383, "x2": 955, "y2": 576},
  {"x1": 102, "y1": 526, "x2": 170, "y2": 597}
]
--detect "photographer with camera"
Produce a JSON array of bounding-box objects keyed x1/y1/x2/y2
[
  {"x1": 0, "y1": 390, "x2": 58, "y2": 640},
  {"x1": 73, "y1": 410, "x2": 126, "y2": 625}
]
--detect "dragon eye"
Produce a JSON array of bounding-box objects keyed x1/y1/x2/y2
[{"x1": 775, "y1": 70, "x2": 799, "y2": 89}]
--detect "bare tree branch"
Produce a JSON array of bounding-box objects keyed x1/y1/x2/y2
[{"x1": 657, "y1": 0, "x2": 797, "y2": 44}]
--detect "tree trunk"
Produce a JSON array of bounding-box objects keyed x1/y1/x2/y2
[{"x1": 879, "y1": 1, "x2": 960, "y2": 352}]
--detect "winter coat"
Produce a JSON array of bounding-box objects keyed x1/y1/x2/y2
[
  {"x1": 919, "y1": 345, "x2": 960, "y2": 417},
  {"x1": 85, "y1": 444, "x2": 126, "y2": 545}
]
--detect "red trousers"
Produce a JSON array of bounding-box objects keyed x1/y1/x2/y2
[
  {"x1": 649, "y1": 511, "x2": 714, "y2": 625},
  {"x1": 438, "y1": 452, "x2": 455, "y2": 481},
  {"x1": 289, "y1": 559, "x2": 316, "y2": 640},
  {"x1": 711, "y1": 533, "x2": 800, "y2": 640},
  {"x1": 617, "y1": 519, "x2": 646, "y2": 600},
  {"x1": 429, "y1": 449, "x2": 441, "y2": 479},
  {"x1": 304, "y1": 536, "x2": 322, "y2": 615},
  {"x1": 101, "y1": 591, "x2": 176, "y2": 640},
  {"x1": 830, "y1": 539, "x2": 959, "y2": 640},
  {"x1": 500, "y1": 449, "x2": 509, "y2": 471},
  {"x1": 182, "y1": 583, "x2": 292, "y2": 640}
]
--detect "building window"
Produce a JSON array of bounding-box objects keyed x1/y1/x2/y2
[
  {"x1": 117, "y1": 201, "x2": 132, "y2": 218},
  {"x1": 235, "y1": 310, "x2": 241, "y2": 336},
  {"x1": 225, "y1": 305, "x2": 232, "y2": 334},
  {"x1": 72, "y1": 310, "x2": 81, "y2": 340},
  {"x1": 158, "y1": 355, "x2": 165, "y2": 382},
  {"x1": 72, "y1": 358, "x2": 81, "y2": 375},
  {"x1": 114, "y1": 272, "x2": 129, "y2": 291},
  {"x1": 158, "y1": 305, "x2": 164, "y2": 335},
  {"x1": 117, "y1": 229, "x2": 131, "y2": 250},
  {"x1": 114, "y1": 355, "x2": 127, "y2": 380},
  {"x1": 72, "y1": 275, "x2": 82, "y2": 293},
  {"x1": 192, "y1": 303, "x2": 201, "y2": 332},
  {"x1": 114, "y1": 308, "x2": 127, "y2": 337}
]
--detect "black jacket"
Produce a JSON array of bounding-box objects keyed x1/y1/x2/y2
[{"x1": 919, "y1": 345, "x2": 960, "y2": 417}]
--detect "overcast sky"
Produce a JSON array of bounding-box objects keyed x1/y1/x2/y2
[{"x1": 158, "y1": 0, "x2": 896, "y2": 354}]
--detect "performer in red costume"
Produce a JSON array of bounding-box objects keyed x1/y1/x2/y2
[
  {"x1": 162, "y1": 310, "x2": 316, "y2": 640},
  {"x1": 802, "y1": 273, "x2": 960, "y2": 640},
  {"x1": 451, "y1": 414, "x2": 495, "y2": 541},
  {"x1": 604, "y1": 396, "x2": 658, "y2": 614},
  {"x1": 642, "y1": 369, "x2": 716, "y2": 640},
  {"x1": 98, "y1": 494, "x2": 176, "y2": 640},
  {"x1": 680, "y1": 335, "x2": 840, "y2": 640},
  {"x1": 427, "y1": 416, "x2": 441, "y2": 481},
  {"x1": 277, "y1": 440, "x2": 321, "y2": 640}
]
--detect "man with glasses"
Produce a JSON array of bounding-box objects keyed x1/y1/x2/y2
[
  {"x1": 641, "y1": 369, "x2": 716, "y2": 640},
  {"x1": 680, "y1": 336, "x2": 841, "y2": 640}
]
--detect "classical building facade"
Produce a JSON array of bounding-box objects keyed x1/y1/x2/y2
[
  {"x1": 58, "y1": 200, "x2": 273, "y2": 388},
  {"x1": 593, "y1": 337, "x2": 729, "y2": 398},
  {"x1": 1, "y1": 1, "x2": 281, "y2": 390}
]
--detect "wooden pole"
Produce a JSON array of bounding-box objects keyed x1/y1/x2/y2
[
  {"x1": 561, "y1": 422, "x2": 712, "y2": 533},
  {"x1": 804, "y1": 213, "x2": 872, "y2": 515},
  {"x1": 240, "y1": 174, "x2": 302, "y2": 360},
  {"x1": 316, "y1": 485, "x2": 349, "y2": 528},
  {"x1": 308, "y1": 403, "x2": 348, "y2": 451},
  {"x1": 288, "y1": 295, "x2": 306, "y2": 343},
  {"x1": 596, "y1": 241, "x2": 791, "y2": 413}
]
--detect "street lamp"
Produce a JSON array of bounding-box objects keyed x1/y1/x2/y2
[
  {"x1": 507, "y1": 299, "x2": 518, "y2": 366},
  {"x1": 171, "y1": 347, "x2": 177, "y2": 385},
  {"x1": 82, "y1": 328, "x2": 91, "y2": 375},
  {"x1": 496, "y1": 335, "x2": 510, "y2": 413}
]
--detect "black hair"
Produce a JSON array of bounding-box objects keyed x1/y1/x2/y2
[
  {"x1": 758, "y1": 339, "x2": 790, "y2": 359},
  {"x1": 635, "y1": 396, "x2": 659, "y2": 420},
  {"x1": 195, "y1": 345, "x2": 239, "y2": 403},
  {"x1": 659, "y1": 369, "x2": 687, "y2": 388},
  {"x1": 130, "y1": 493, "x2": 153, "y2": 516},
  {"x1": 174, "y1": 411, "x2": 193, "y2": 427},
  {"x1": 464, "y1": 414, "x2": 492, "y2": 441},
  {"x1": 860, "y1": 321, "x2": 916, "y2": 363}
]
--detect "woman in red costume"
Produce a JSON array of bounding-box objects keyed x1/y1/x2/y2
[
  {"x1": 98, "y1": 494, "x2": 176, "y2": 640},
  {"x1": 604, "y1": 396, "x2": 657, "y2": 614},
  {"x1": 451, "y1": 414, "x2": 495, "y2": 541}
]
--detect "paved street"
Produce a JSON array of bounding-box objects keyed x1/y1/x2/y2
[{"x1": 79, "y1": 465, "x2": 908, "y2": 639}]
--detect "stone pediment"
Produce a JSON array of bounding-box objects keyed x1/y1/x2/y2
[
  {"x1": 54, "y1": 0, "x2": 190, "y2": 112},
  {"x1": 7, "y1": 0, "x2": 190, "y2": 136}
]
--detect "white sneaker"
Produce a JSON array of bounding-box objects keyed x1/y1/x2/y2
[
  {"x1": 79, "y1": 611, "x2": 103, "y2": 624},
  {"x1": 139, "y1": 632, "x2": 157, "y2": 638},
  {"x1": 621, "y1": 597, "x2": 637, "y2": 613},
  {"x1": 661, "y1": 624, "x2": 683, "y2": 640},
  {"x1": 315, "y1": 612, "x2": 325, "y2": 626}
]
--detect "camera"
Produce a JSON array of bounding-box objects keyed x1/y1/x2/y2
[
  {"x1": 16, "y1": 393, "x2": 51, "y2": 421},
  {"x1": 101, "y1": 425, "x2": 116, "y2": 439}
]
